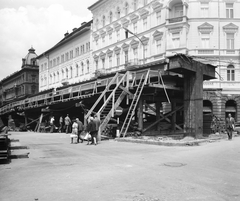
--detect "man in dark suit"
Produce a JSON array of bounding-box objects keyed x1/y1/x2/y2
[{"x1": 225, "y1": 113, "x2": 235, "y2": 140}]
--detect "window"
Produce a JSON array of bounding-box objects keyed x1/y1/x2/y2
[
  {"x1": 125, "y1": 2, "x2": 129, "y2": 15},
  {"x1": 103, "y1": 15, "x2": 106, "y2": 26},
  {"x1": 96, "y1": 19, "x2": 99, "y2": 30},
  {"x1": 66, "y1": 69, "x2": 68, "y2": 78},
  {"x1": 76, "y1": 64, "x2": 79, "y2": 77},
  {"x1": 65, "y1": 52, "x2": 69, "y2": 61},
  {"x1": 49, "y1": 60, "x2": 52, "y2": 68},
  {"x1": 116, "y1": 30, "x2": 120, "y2": 41},
  {"x1": 174, "y1": 4, "x2": 183, "y2": 17},
  {"x1": 61, "y1": 55, "x2": 64, "y2": 63},
  {"x1": 227, "y1": 65, "x2": 235, "y2": 81},
  {"x1": 226, "y1": 3, "x2": 233, "y2": 18},
  {"x1": 102, "y1": 58, "x2": 105, "y2": 68},
  {"x1": 53, "y1": 73, "x2": 56, "y2": 83},
  {"x1": 62, "y1": 70, "x2": 65, "y2": 79},
  {"x1": 133, "y1": 48, "x2": 138, "y2": 61},
  {"x1": 201, "y1": 2, "x2": 209, "y2": 17},
  {"x1": 109, "y1": 56, "x2": 112, "y2": 68},
  {"x1": 87, "y1": 60, "x2": 90, "y2": 73},
  {"x1": 117, "y1": 7, "x2": 121, "y2": 19},
  {"x1": 201, "y1": 33, "x2": 210, "y2": 48},
  {"x1": 227, "y1": 33, "x2": 234, "y2": 49},
  {"x1": 70, "y1": 50, "x2": 73, "y2": 59},
  {"x1": 156, "y1": 40, "x2": 161, "y2": 53},
  {"x1": 143, "y1": 0, "x2": 148, "y2": 6},
  {"x1": 110, "y1": 11, "x2": 113, "y2": 23},
  {"x1": 102, "y1": 36, "x2": 105, "y2": 43},
  {"x1": 82, "y1": 45, "x2": 85, "y2": 53},
  {"x1": 44, "y1": 63, "x2": 47, "y2": 70},
  {"x1": 96, "y1": 60, "x2": 98, "y2": 70},
  {"x1": 109, "y1": 33, "x2": 112, "y2": 43},
  {"x1": 172, "y1": 32, "x2": 180, "y2": 48},
  {"x1": 41, "y1": 64, "x2": 43, "y2": 72},
  {"x1": 57, "y1": 57, "x2": 60, "y2": 65},
  {"x1": 134, "y1": 0, "x2": 138, "y2": 11},
  {"x1": 156, "y1": 11, "x2": 161, "y2": 24},
  {"x1": 116, "y1": 53, "x2": 120, "y2": 66},
  {"x1": 76, "y1": 47, "x2": 79, "y2": 56},
  {"x1": 81, "y1": 63, "x2": 84, "y2": 74},
  {"x1": 57, "y1": 72, "x2": 59, "y2": 82},
  {"x1": 124, "y1": 51, "x2": 128, "y2": 64},
  {"x1": 143, "y1": 18, "x2": 147, "y2": 30},
  {"x1": 133, "y1": 22, "x2": 137, "y2": 33},
  {"x1": 144, "y1": 44, "x2": 147, "y2": 58},
  {"x1": 53, "y1": 59, "x2": 56, "y2": 67}
]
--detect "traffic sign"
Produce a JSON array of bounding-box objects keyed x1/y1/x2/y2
[{"x1": 115, "y1": 106, "x2": 123, "y2": 116}]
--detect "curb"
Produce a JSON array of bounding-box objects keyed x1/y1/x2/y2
[{"x1": 115, "y1": 137, "x2": 226, "y2": 146}]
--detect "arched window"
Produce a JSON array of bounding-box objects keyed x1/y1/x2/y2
[
  {"x1": 44, "y1": 76, "x2": 47, "y2": 86},
  {"x1": 81, "y1": 62, "x2": 84, "y2": 74},
  {"x1": 76, "y1": 64, "x2": 79, "y2": 77},
  {"x1": 62, "y1": 70, "x2": 65, "y2": 80},
  {"x1": 227, "y1": 65, "x2": 235, "y2": 81},
  {"x1": 70, "y1": 66, "x2": 73, "y2": 78},
  {"x1": 87, "y1": 60, "x2": 90, "y2": 73},
  {"x1": 57, "y1": 71, "x2": 59, "y2": 82},
  {"x1": 53, "y1": 73, "x2": 56, "y2": 83},
  {"x1": 125, "y1": 2, "x2": 129, "y2": 15},
  {"x1": 102, "y1": 15, "x2": 106, "y2": 26},
  {"x1": 134, "y1": 0, "x2": 138, "y2": 11},
  {"x1": 66, "y1": 68, "x2": 68, "y2": 79},
  {"x1": 50, "y1": 74, "x2": 52, "y2": 84},
  {"x1": 117, "y1": 7, "x2": 121, "y2": 19},
  {"x1": 109, "y1": 11, "x2": 113, "y2": 23}
]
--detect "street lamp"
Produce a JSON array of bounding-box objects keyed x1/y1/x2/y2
[{"x1": 123, "y1": 27, "x2": 145, "y2": 64}]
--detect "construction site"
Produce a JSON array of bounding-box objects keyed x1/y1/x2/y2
[{"x1": 0, "y1": 54, "x2": 215, "y2": 141}]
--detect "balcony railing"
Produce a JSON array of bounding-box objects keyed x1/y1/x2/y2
[{"x1": 169, "y1": 16, "x2": 183, "y2": 23}]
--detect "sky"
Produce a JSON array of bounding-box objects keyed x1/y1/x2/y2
[{"x1": 0, "y1": 0, "x2": 97, "y2": 81}]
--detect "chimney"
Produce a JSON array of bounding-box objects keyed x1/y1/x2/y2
[
  {"x1": 72, "y1": 28, "x2": 77, "y2": 32},
  {"x1": 64, "y1": 31, "x2": 69, "y2": 37},
  {"x1": 81, "y1": 22, "x2": 86, "y2": 26}
]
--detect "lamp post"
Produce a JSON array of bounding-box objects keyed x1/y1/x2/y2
[{"x1": 123, "y1": 27, "x2": 145, "y2": 64}]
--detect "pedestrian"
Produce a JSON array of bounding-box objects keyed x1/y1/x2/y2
[
  {"x1": 86, "y1": 116, "x2": 97, "y2": 145},
  {"x1": 70, "y1": 119, "x2": 78, "y2": 144},
  {"x1": 93, "y1": 114, "x2": 100, "y2": 142},
  {"x1": 64, "y1": 114, "x2": 71, "y2": 134},
  {"x1": 58, "y1": 116, "x2": 63, "y2": 133},
  {"x1": 225, "y1": 113, "x2": 235, "y2": 140},
  {"x1": 50, "y1": 116, "x2": 55, "y2": 133},
  {"x1": 76, "y1": 118, "x2": 84, "y2": 143}
]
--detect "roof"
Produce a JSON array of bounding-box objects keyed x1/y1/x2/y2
[
  {"x1": 88, "y1": 0, "x2": 105, "y2": 10},
  {"x1": 36, "y1": 20, "x2": 93, "y2": 59}
]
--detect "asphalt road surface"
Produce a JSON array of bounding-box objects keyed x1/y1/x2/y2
[{"x1": 0, "y1": 132, "x2": 240, "y2": 201}]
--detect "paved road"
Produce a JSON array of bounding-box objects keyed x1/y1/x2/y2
[{"x1": 0, "y1": 132, "x2": 240, "y2": 201}]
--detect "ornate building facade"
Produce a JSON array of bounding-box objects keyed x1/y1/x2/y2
[
  {"x1": 0, "y1": 47, "x2": 39, "y2": 106},
  {"x1": 37, "y1": 21, "x2": 93, "y2": 92},
  {"x1": 88, "y1": 0, "x2": 240, "y2": 121}
]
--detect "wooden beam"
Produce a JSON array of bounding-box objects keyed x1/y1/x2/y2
[
  {"x1": 119, "y1": 85, "x2": 134, "y2": 97},
  {"x1": 148, "y1": 83, "x2": 182, "y2": 91},
  {"x1": 143, "y1": 106, "x2": 183, "y2": 133}
]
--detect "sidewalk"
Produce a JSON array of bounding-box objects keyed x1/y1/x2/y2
[{"x1": 115, "y1": 132, "x2": 239, "y2": 146}]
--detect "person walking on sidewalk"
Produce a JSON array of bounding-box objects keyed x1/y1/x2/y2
[
  {"x1": 226, "y1": 113, "x2": 235, "y2": 140},
  {"x1": 58, "y1": 116, "x2": 63, "y2": 133},
  {"x1": 50, "y1": 116, "x2": 55, "y2": 133},
  {"x1": 76, "y1": 118, "x2": 84, "y2": 143},
  {"x1": 86, "y1": 116, "x2": 97, "y2": 145},
  {"x1": 64, "y1": 114, "x2": 71, "y2": 134}
]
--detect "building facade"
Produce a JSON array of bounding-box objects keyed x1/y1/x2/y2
[
  {"x1": 37, "y1": 21, "x2": 93, "y2": 92},
  {"x1": 0, "y1": 47, "x2": 39, "y2": 106},
  {"x1": 88, "y1": 0, "x2": 240, "y2": 121}
]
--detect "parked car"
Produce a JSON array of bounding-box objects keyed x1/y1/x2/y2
[{"x1": 234, "y1": 122, "x2": 240, "y2": 134}]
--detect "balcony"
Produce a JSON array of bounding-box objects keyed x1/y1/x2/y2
[
  {"x1": 125, "y1": 59, "x2": 141, "y2": 70},
  {"x1": 61, "y1": 78, "x2": 69, "y2": 86},
  {"x1": 198, "y1": 49, "x2": 214, "y2": 54}
]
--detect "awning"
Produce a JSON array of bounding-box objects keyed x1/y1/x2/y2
[
  {"x1": 203, "y1": 106, "x2": 212, "y2": 113},
  {"x1": 226, "y1": 106, "x2": 236, "y2": 112}
]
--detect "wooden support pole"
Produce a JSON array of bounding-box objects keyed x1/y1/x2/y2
[
  {"x1": 155, "y1": 101, "x2": 161, "y2": 131},
  {"x1": 171, "y1": 102, "x2": 176, "y2": 132},
  {"x1": 138, "y1": 97, "x2": 143, "y2": 131}
]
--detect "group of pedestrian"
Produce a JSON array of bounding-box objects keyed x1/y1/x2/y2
[{"x1": 85, "y1": 114, "x2": 100, "y2": 145}]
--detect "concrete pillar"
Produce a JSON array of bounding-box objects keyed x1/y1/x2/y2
[
  {"x1": 155, "y1": 101, "x2": 161, "y2": 131},
  {"x1": 138, "y1": 97, "x2": 143, "y2": 131},
  {"x1": 183, "y1": 63, "x2": 203, "y2": 138}
]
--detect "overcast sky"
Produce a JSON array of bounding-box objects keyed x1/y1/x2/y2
[{"x1": 0, "y1": 0, "x2": 97, "y2": 81}]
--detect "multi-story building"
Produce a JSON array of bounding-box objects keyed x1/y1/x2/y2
[
  {"x1": 0, "y1": 47, "x2": 39, "y2": 106},
  {"x1": 37, "y1": 20, "x2": 93, "y2": 92},
  {"x1": 88, "y1": 0, "x2": 240, "y2": 121}
]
